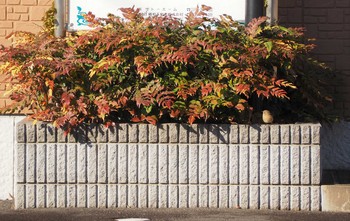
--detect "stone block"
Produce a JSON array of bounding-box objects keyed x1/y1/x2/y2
[
  {"x1": 77, "y1": 144, "x2": 87, "y2": 183},
  {"x1": 88, "y1": 185, "x2": 97, "y2": 208},
  {"x1": 270, "y1": 186, "x2": 280, "y2": 210},
  {"x1": 199, "y1": 145, "x2": 208, "y2": 184},
  {"x1": 148, "y1": 125, "x2": 158, "y2": 143},
  {"x1": 239, "y1": 145, "x2": 249, "y2": 184},
  {"x1": 179, "y1": 185, "x2": 188, "y2": 208},
  {"x1": 107, "y1": 185, "x2": 117, "y2": 207},
  {"x1": 179, "y1": 145, "x2": 188, "y2": 184},
  {"x1": 260, "y1": 145, "x2": 270, "y2": 185},
  {"x1": 67, "y1": 185, "x2": 77, "y2": 207},
  {"x1": 159, "y1": 145, "x2": 168, "y2": 184},
  {"x1": 117, "y1": 124, "x2": 128, "y2": 143},
  {"x1": 36, "y1": 144, "x2": 46, "y2": 183},
  {"x1": 169, "y1": 124, "x2": 179, "y2": 143},
  {"x1": 189, "y1": 186, "x2": 198, "y2": 207},
  {"x1": 36, "y1": 123, "x2": 46, "y2": 143},
  {"x1": 249, "y1": 186, "x2": 259, "y2": 209},
  {"x1": 239, "y1": 185, "x2": 249, "y2": 209},
  {"x1": 26, "y1": 185, "x2": 35, "y2": 208},
  {"x1": 26, "y1": 144, "x2": 36, "y2": 183},
  {"x1": 169, "y1": 185, "x2": 178, "y2": 208},
  {"x1": 229, "y1": 145, "x2": 239, "y2": 184},
  {"x1": 301, "y1": 125, "x2": 311, "y2": 144},
  {"x1": 169, "y1": 144, "x2": 178, "y2": 184},
  {"x1": 97, "y1": 125, "x2": 108, "y2": 143},
  {"x1": 198, "y1": 124, "x2": 209, "y2": 143},
  {"x1": 281, "y1": 125, "x2": 290, "y2": 144},
  {"x1": 270, "y1": 146, "x2": 280, "y2": 185},
  {"x1": 7, "y1": 0, "x2": 20, "y2": 5},
  {"x1": 97, "y1": 185, "x2": 107, "y2": 208},
  {"x1": 97, "y1": 144, "x2": 107, "y2": 183},
  {"x1": 230, "y1": 125, "x2": 239, "y2": 144},
  {"x1": 87, "y1": 144, "x2": 97, "y2": 183},
  {"x1": 209, "y1": 124, "x2": 219, "y2": 144},
  {"x1": 219, "y1": 145, "x2": 228, "y2": 184},
  {"x1": 270, "y1": 125, "x2": 280, "y2": 144},
  {"x1": 249, "y1": 145, "x2": 259, "y2": 184},
  {"x1": 47, "y1": 185, "x2": 56, "y2": 208},
  {"x1": 128, "y1": 124, "x2": 138, "y2": 143},
  {"x1": 127, "y1": 184, "x2": 137, "y2": 207},
  {"x1": 138, "y1": 124, "x2": 148, "y2": 143},
  {"x1": 260, "y1": 186, "x2": 269, "y2": 209},
  {"x1": 158, "y1": 124, "x2": 168, "y2": 143},
  {"x1": 117, "y1": 144, "x2": 127, "y2": 183},
  {"x1": 128, "y1": 144, "x2": 138, "y2": 184},
  {"x1": 26, "y1": 123, "x2": 36, "y2": 143},
  {"x1": 148, "y1": 144, "x2": 158, "y2": 183},
  {"x1": 138, "y1": 185, "x2": 148, "y2": 208},
  {"x1": 209, "y1": 186, "x2": 218, "y2": 208},
  {"x1": 239, "y1": 125, "x2": 249, "y2": 144},
  {"x1": 138, "y1": 144, "x2": 148, "y2": 184},
  {"x1": 209, "y1": 145, "x2": 218, "y2": 184}
]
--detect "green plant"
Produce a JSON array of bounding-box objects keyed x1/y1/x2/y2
[{"x1": 0, "y1": 6, "x2": 334, "y2": 132}]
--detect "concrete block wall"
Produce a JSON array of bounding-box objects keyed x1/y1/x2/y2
[
  {"x1": 15, "y1": 121, "x2": 321, "y2": 210},
  {"x1": 279, "y1": 0, "x2": 350, "y2": 118}
]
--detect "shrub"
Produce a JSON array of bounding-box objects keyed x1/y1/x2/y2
[{"x1": 0, "y1": 6, "x2": 333, "y2": 132}]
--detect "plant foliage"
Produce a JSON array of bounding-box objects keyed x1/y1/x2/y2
[{"x1": 0, "y1": 6, "x2": 334, "y2": 132}]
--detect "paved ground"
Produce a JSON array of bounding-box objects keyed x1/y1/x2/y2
[{"x1": 1, "y1": 200, "x2": 350, "y2": 221}]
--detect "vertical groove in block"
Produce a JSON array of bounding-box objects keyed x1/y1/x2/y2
[
  {"x1": 118, "y1": 144, "x2": 128, "y2": 184},
  {"x1": 107, "y1": 185, "x2": 117, "y2": 208},
  {"x1": 239, "y1": 145, "x2": 249, "y2": 184},
  {"x1": 280, "y1": 146, "x2": 290, "y2": 185},
  {"x1": 138, "y1": 185, "x2": 148, "y2": 208},
  {"x1": 219, "y1": 186, "x2": 229, "y2": 208},
  {"x1": 27, "y1": 124, "x2": 36, "y2": 143},
  {"x1": 138, "y1": 144, "x2": 148, "y2": 184},
  {"x1": 15, "y1": 185, "x2": 25, "y2": 209},
  {"x1": 311, "y1": 146, "x2": 321, "y2": 185},
  {"x1": 270, "y1": 186, "x2": 280, "y2": 210},
  {"x1": 169, "y1": 124, "x2": 179, "y2": 143},
  {"x1": 239, "y1": 185, "x2": 249, "y2": 209},
  {"x1": 149, "y1": 144, "x2": 158, "y2": 184},
  {"x1": 229, "y1": 186, "x2": 239, "y2": 208},
  {"x1": 97, "y1": 185, "x2": 107, "y2": 208},
  {"x1": 239, "y1": 125, "x2": 249, "y2": 144},
  {"x1": 281, "y1": 125, "x2": 290, "y2": 144},
  {"x1": 260, "y1": 186, "x2": 269, "y2": 210},
  {"x1": 229, "y1": 145, "x2": 239, "y2": 184},
  {"x1": 260, "y1": 145, "x2": 270, "y2": 185},
  {"x1": 179, "y1": 145, "x2": 189, "y2": 184},
  {"x1": 230, "y1": 125, "x2": 239, "y2": 144},
  {"x1": 16, "y1": 123, "x2": 26, "y2": 143},
  {"x1": 57, "y1": 185, "x2": 66, "y2": 208},
  {"x1": 260, "y1": 125, "x2": 270, "y2": 144},
  {"x1": 138, "y1": 124, "x2": 148, "y2": 143},
  {"x1": 199, "y1": 185, "x2": 208, "y2": 207},
  {"x1": 97, "y1": 144, "x2": 107, "y2": 183},
  {"x1": 108, "y1": 126, "x2": 117, "y2": 143},
  {"x1": 36, "y1": 144, "x2": 46, "y2": 183},
  {"x1": 218, "y1": 125, "x2": 230, "y2": 144},
  {"x1": 47, "y1": 185, "x2": 56, "y2": 208},
  {"x1": 209, "y1": 124, "x2": 219, "y2": 144},
  {"x1": 291, "y1": 125, "x2": 301, "y2": 144},
  {"x1": 270, "y1": 125, "x2": 280, "y2": 144},
  {"x1": 249, "y1": 145, "x2": 259, "y2": 185},
  {"x1": 199, "y1": 124, "x2": 209, "y2": 144},
  {"x1": 148, "y1": 125, "x2": 158, "y2": 143},
  {"x1": 77, "y1": 144, "x2": 87, "y2": 183},
  {"x1": 169, "y1": 144, "x2": 179, "y2": 184},
  {"x1": 209, "y1": 145, "x2": 219, "y2": 184},
  {"x1": 26, "y1": 185, "x2": 36, "y2": 208},
  {"x1": 311, "y1": 125, "x2": 321, "y2": 144},
  {"x1": 301, "y1": 146, "x2": 311, "y2": 185},
  {"x1": 189, "y1": 124, "x2": 199, "y2": 144},
  {"x1": 159, "y1": 144, "x2": 168, "y2": 184},
  {"x1": 67, "y1": 185, "x2": 77, "y2": 207},
  {"x1": 291, "y1": 146, "x2": 300, "y2": 185},
  {"x1": 128, "y1": 185, "x2": 138, "y2": 208},
  {"x1": 189, "y1": 145, "x2": 199, "y2": 184},
  {"x1": 107, "y1": 145, "x2": 117, "y2": 184},
  {"x1": 26, "y1": 144, "x2": 36, "y2": 183},
  {"x1": 128, "y1": 144, "x2": 138, "y2": 184},
  {"x1": 67, "y1": 144, "x2": 77, "y2": 183},
  {"x1": 300, "y1": 186, "x2": 310, "y2": 211},
  {"x1": 118, "y1": 124, "x2": 128, "y2": 143},
  {"x1": 159, "y1": 185, "x2": 168, "y2": 208},
  {"x1": 249, "y1": 126, "x2": 259, "y2": 144},
  {"x1": 219, "y1": 145, "x2": 229, "y2": 184},
  {"x1": 179, "y1": 185, "x2": 188, "y2": 208},
  {"x1": 17, "y1": 144, "x2": 26, "y2": 183},
  {"x1": 290, "y1": 186, "x2": 300, "y2": 211},
  {"x1": 209, "y1": 186, "x2": 218, "y2": 208},
  {"x1": 179, "y1": 124, "x2": 189, "y2": 143},
  {"x1": 37, "y1": 123, "x2": 47, "y2": 143},
  {"x1": 128, "y1": 124, "x2": 138, "y2": 143},
  {"x1": 159, "y1": 124, "x2": 169, "y2": 143},
  {"x1": 189, "y1": 186, "x2": 198, "y2": 208},
  {"x1": 199, "y1": 145, "x2": 208, "y2": 184},
  {"x1": 270, "y1": 146, "x2": 280, "y2": 185},
  {"x1": 311, "y1": 186, "x2": 320, "y2": 211},
  {"x1": 88, "y1": 185, "x2": 97, "y2": 208},
  {"x1": 87, "y1": 144, "x2": 97, "y2": 183},
  {"x1": 280, "y1": 186, "x2": 290, "y2": 210},
  {"x1": 169, "y1": 185, "x2": 178, "y2": 208},
  {"x1": 77, "y1": 185, "x2": 87, "y2": 208},
  {"x1": 249, "y1": 186, "x2": 259, "y2": 209},
  {"x1": 301, "y1": 125, "x2": 311, "y2": 144}
]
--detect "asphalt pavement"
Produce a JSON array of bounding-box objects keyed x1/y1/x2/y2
[{"x1": 1, "y1": 200, "x2": 350, "y2": 221}]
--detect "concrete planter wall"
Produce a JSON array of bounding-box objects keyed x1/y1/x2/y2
[{"x1": 15, "y1": 121, "x2": 321, "y2": 210}]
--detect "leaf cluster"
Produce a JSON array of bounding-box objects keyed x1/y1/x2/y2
[{"x1": 0, "y1": 6, "x2": 334, "y2": 132}]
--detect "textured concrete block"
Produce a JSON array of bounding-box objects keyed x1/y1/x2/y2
[
  {"x1": 189, "y1": 145, "x2": 198, "y2": 184},
  {"x1": 239, "y1": 185, "x2": 249, "y2": 209},
  {"x1": 260, "y1": 145, "x2": 270, "y2": 185},
  {"x1": 301, "y1": 125, "x2": 311, "y2": 144},
  {"x1": 46, "y1": 144, "x2": 56, "y2": 183},
  {"x1": 199, "y1": 185, "x2": 208, "y2": 207},
  {"x1": 179, "y1": 145, "x2": 188, "y2": 184},
  {"x1": 199, "y1": 124, "x2": 209, "y2": 143},
  {"x1": 15, "y1": 185, "x2": 25, "y2": 209},
  {"x1": 138, "y1": 124, "x2": 148, "y2": 143},
  {"x1": 169, "y1": 124, "x2": 179, "y2": 143},
  {"x1": 280, "y1": 186, "x2": 290, "y2": 210},
  {"x1": 159, "y1": 124, "x2": 169, "y2": 143},
  {"x1": 189, "y1": 186, "x2": 198, "y2": 207},
  {"x1": 260, "y1": 125, "x2": 270, "y2": 144},
  {"x1": 107, "y1": 145, "x2": 117, "y2": 184},
  {"x1": 179, "y1": 124, "x2": 189, "y2": 143},
  {"x1": 118, "y1": 124, "x2": 128, "y2": 143},
  {"x1": 291, "y1": 146, "x2": 300, "y2": 185},
  {"x1": 301, "y1": 187, "x2": 310, "y2": 211},
  {"x1": 311, "y1": 187, "x2": 320, "y2": 211},
  {"x1": 270, "y1": 186, "x2": 280, "y2": 210},
  {"x1": 249, "y1": 126, "x2": 260, "y2": 144},
  {"x1": 281, "y1": 125, "x2": 290, "y2": 144},
  {"x1": 249, "y1": 145, "x2": 259, "y2": 184},
  {"x1": 128, "y1": 144, "x2": 138, "y2": 184},
  {"x1": 218, "y1": 124, "x2": 229, "y2": 144},
  {"x1": 169, "y1": 145, "x2": 178, "y2": 184},
  {"x1": 189, "y1": 124, "x2": 199, "y2": 143},
  {"x1": 108, "y1": 126, "x2": 117, "y2": 143},
  {"x1": 36, "y1": 144, "x2": 46, "y2": 183},
  {"x1": 37, "y1": 185, "x2": 47, "y2": 207},
  {"x1": 230, "y1": 125, "x2": 239, "y2": 144},
  {"x1": 270, "y1": 125, "x2": 280, "y2": 144},
  {"x1": 199, "y1": 145, "x2": 208, "y2": 184},
  {"x1": 128, "y1": 124, "x2": 138, "y2": 143},
  {"x1": 179, "y1": 185, "x2": 188, "y2": 208},
  {"x1": 57, "y1": 185, "x2": 66, "y2": 208},
  {"x1": 57, "y1": 127, "x2": 67, "y2": 143},
  {"x1": 219, "y1": 145, "x2": 228, "y2": 184},
  {"x1": 77, "y1": 185, "x2": 87, "y2": 207},
  {"x1": 117, "y1": 185, "x2": 127, "y2": 207},
  {"x1": 67, "y1": 144, "x2": 77, "y2": 183},
  {"x1": 209, "y1": 186, "x2": 218, "y2": 208},
  {"x1": 97, "y1": 144, "x2": 107, "y2": 183},
  {"x1": 16, "y1": 123, "x2": 26, "y2": 143},
  {"x1": 26, "y1": 144, "x2": 36, "y2": 183},
  {"x1": 118, "y1": 144, "x2": 127, "y2": 184},
  {"x1": 239, "y1": 145, "x2": 249, "y2": 184},
  {"x1": 67, "y1": 185, "x2": 77, "y2": 207},
  {"x1": 209, "y1": 145, "x2": 219, "y2": 184},
  {"x1": 270, "y1": 146, "x2": 280, "y2": 185},
  {"x1": 209, "y1": 124, "x2": 219, "y2": 144},
  {"x1": 159, "y1": 185, "x2": 168, "y2": 208},
  {"x1": 169, "y1": 185, "x2": 178, "y2": 208},
  {"x1": 138, "y1": 144, "x2": 148, "y2": 184},
  {"x1": 280, "y1": 146, "x2": 290, "y2": 184},
  {"x1": 148, "y1": 125, "x2": 158, "y2": 143},
  {"x1": 159, "y1": 144, "x2": 168, "y2": 184},
  {"x1": 27, "y1": 124, "x2": 36, "y2": 143},
  {"x1": 26, "y1": 185, "x2": 36, "y2": 208},
  {"x1": 249, "y1": 186, "x2": 259, "y2": 209},
  {"x1": 229, "y1": 186, "x2": 239, "y2": 208},
  {"x1": 290, "y1": 186, "x2": 300, "y2": 210},
  {"x1": 260, "y1": 186, "x2": 269, "y2": 209},
  {"x1": 311, "y1": 146, "x2": 321, "y2": 185},
  {"x1": 291, "y1": 125, "x2": 301, "y2": 144},
  {"x1": 311, "y1": 125, "x2": 321, "y2": 144},
  {"x1": 300, "y1": 146, "x2": 311, "y2": 184},
  {"x1": 229, "y1": 145, "x2": 239, "y2": 184},
  {"x1": 97, "y1": 185, "x2": 107, "y2": 208},
  {"x1": 17, "y1": 144, "x2": 26, "y2": 183},
  {"x1": 37, "y1": 123, "x2": 46, "y2": 143},
  {"x1": 88, "y1": 185, "x2": 97, "y2": 208},
  {"x1": 77, "y1": 144, "x2": 87, "y2": 183},
  {"x1": 128, "y1": 185, "x2": 137, "y2": 207},
  {"x1": 46, "y1": 124, "x2": 56, "y2": 143},
  {"x1": 47, "y1": 185, "x2": 56, "y2": 208},
  {"x1": 138, "y1": 185, "x2": 148, "y2": 208},
  {"x1": 148, "y1": 144, "x2": 158, "y2": 184},
  {"x1": 107, "y1": 185, "x2": 117, "y2": 207},
  {"x1": 87, "y1": 144, "x2": 97, "y2": 183},
  {"x1": 97, "y1": 125, "x2": 108, "y2": 143},
  {"x1": 239, "y1": 125, "x2": 249, "y2": 144}
]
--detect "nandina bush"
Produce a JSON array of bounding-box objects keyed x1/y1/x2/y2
[{"x1": 0, "y1": 6, "x2": 333, "y2": 132}]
